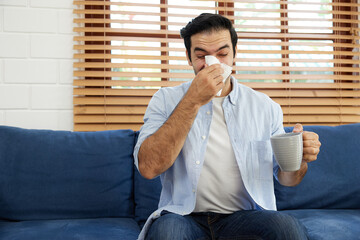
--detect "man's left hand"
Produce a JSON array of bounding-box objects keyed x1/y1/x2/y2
[{"x1": 292, "y1": 123, "x2": 321, "y2": 163}]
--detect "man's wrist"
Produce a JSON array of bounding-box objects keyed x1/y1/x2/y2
[
  {"x1": 300, "y1": 161, "x2": 308, "y2": 171},
  {"x1": 181, "y1": 93, "x2": 202, "y2": 112}
]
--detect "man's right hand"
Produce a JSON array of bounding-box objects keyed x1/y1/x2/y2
[{"x1": 184, "y1": 63, "x2": 225, "y2": 107}]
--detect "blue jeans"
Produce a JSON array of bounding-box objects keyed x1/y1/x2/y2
[{"x1": 146, "y1": 210, "x2": 308, "y2": 240}]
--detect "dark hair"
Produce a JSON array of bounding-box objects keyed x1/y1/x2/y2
[{"x1": 180, "y1": 13, "x2": 238, "y2": 61}]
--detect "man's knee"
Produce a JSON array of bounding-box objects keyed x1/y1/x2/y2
[
  {"x1": 262, "y1": 211, "x2": 308, "y2": 240},
  {"x1": 146, "y1": 213, "x2": 202, "y2": 240},
  {"x1": 230, "y1": 210, "x2": 307, "y2": 240}
]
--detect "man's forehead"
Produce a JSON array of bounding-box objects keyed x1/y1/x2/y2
[{"x1": 190, "y1": 29, "x2": 231, "y2": 52}]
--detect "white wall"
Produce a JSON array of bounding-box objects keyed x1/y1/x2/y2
[{"x1": 0, "y1": 0, "x2": 74, "y2": 130}]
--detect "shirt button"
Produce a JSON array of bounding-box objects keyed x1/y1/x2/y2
[
  {"x1": 195, "y1": 160, "x2": 200, "y2": 165},
  {"x1": 206, "y1": 111, "x2": 211, "y2": 115},
  {"x1": 192, "y1": 189, "x2": 196, "y2": 193},
  {"x1": 201, "y1": 135, "x2": 206, "y2": 140}
]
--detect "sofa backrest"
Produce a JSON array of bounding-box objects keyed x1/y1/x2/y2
[
  {"x1": 275, "y1": 123, "x2": 360, "y2": 210},
  {"x1": 0, "y1": 126, "x2": 136, "y2": 221}
]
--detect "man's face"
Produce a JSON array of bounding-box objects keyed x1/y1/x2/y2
[{"x1": 187, "y1": 29, "x2": 236, "y2": 74}]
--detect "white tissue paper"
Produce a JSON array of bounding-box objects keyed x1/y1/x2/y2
[{"x1": 205, "y1": 55, "x2": 232, "y2": 96}]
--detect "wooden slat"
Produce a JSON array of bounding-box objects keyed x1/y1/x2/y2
[
  {"x1": 74, "y1": 27, "x2": 179, "y2": 36},
  {"x1": 281, "y1": 106, "x2": 360, "y2": 114},
  {"x1": 273, "y1": 98, "x2": 360, "y2": 106},
  {"x1": 74, "y1": 106, "x2": 147, "y2": 114},
  {"x1": 73, "y1": 0, "x2": 360, "y2": 8},
  {"x1": 73, "y1": 45, "x2": 187, "y2": 52},
  {"x1": 74, "y1": 71, "x2": 360, "y2": 81},
  {"x1": 283, "y1": 115, "x2": 360, "y2": 123},
  {"x1": 73, "y1": 16, "x2": 360, "y2": 25},
  {"x1": 74, "y1": 26, "x2": 360, "y2": 40},
  {"x1": 75, "y1": 105, "x2": 360, "y2": 115},
  {"x1": 74, "y1": 115, "x2": 144, "y2": 123},
  {"x1": 73, "y1": 11, "x2": 360, "y2": 25},
  {"x1": 74, "y1": 35, "x2": 359, "y2": 46},
  {"x1": 74, "y1": 114, "x2": 360, "y2": 124},
  {"x1": 235, "y1": 58, "x2": 360, "y2": 64},
  {"x1": 74, "y1": 54, "x2": 359, "y2": 64},
  {"x1": 237, "y1": 50, "x2": 360, "y2": 56},
  {"x1": 74, "y1": 26, "x2": 360, "y2": 34},
  {"x1": 236, "y1": 41, "x2": 360, "y2": 48},
  {"x1": 77, "y1": 39, "x2": 360, "y2": 48},
  {"x1": 74, "y1": 123, "x2": 143, "y2": 132},
  {"x1": 74, "y1": 62, "x2": 360, "y2": 73},
  {"x1": 73, "y1": 8, "x2": 360, "y2": 18},
  {"x1": 73, "y1": 96, "x2": 151, "y2": 105},
  {"x1": 73, "y1": 36, "x2": 360, "y2": 49},
  {"x1": 232, "y1": 0, "x2": 360, "y2": 7},
  {"x1": 74, "y1": 106, "x2": 360, "y2": 115},
  {"x1": 73, "y1": 44, "x2": 360, "y2": 57},
  {"x1": 73, "y1": 18, "x2": 358, "y2": 32},
  {"x1": 74, "y1": 41, "x2": 360, "y2": 50},
  {"x1": 74, "y1": 62, "x2": 192, "y2": 70},
  {"x1": 73, "y1": 54, "x2": 360, "y2": 65},
  {"x1": 74, "y1": 71, "x2": 193, "y2": 78},
  {"x1": 237, "y1": 32, "x2": 360, "y2": 40},
  {"x1": 233, "y1": 74, "x2": 360, "y2": 81},
  {"x1": 73, "y1": 53, "x2": 184, "y2": 60},
  {"x1": 73, "y1": 80, "x2": 182, "y2": 87},
  {"x1": 74, "y1": 88, "x2": 359, "y2": 98},
  {"x1": 248, "y1": 82, "x2": 360, "y2": 89},
  {"x1": 73, "y1": 80, "x2": 360, "y2": 89},
  {"x1": 73, "y1": 96, "x2": 360, "y2": 106},
  {"x1": 74, "y1": 88, "x2": 157, "y2": 96},
  {"x1": 73, "y1": 35, "x2": 183, "y2": 43},
  {"x1": 259, "y1": 90, "x2": 360, "y2": 98}
]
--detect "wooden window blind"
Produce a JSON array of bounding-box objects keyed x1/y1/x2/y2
[{"x1": 73, "y1": 0, "x2": 360, "y2": 131}]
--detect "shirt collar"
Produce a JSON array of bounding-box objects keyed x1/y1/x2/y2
[{"x1": 228, "y1": 76, "x2": 239, "y2": 106}]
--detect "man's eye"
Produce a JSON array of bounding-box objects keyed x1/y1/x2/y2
[
  {"x1": 197, "y1": 56, "x2": 205, "y2": 59},
  {"x1": 219, "y1": 54, "x2": 228, "y2": 57}
]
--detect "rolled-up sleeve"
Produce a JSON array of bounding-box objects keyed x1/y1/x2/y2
[{"x1": 133, "y1": 89, "x2": 168, "y2": 170}]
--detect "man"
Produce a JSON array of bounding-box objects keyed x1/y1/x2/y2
[{"x1": 134, "y1": 13, "x2": 321, "y2": 240}]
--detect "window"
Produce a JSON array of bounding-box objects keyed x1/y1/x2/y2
[{"x1": 73, "y1": 0, "x2": 360, "y2": 131}]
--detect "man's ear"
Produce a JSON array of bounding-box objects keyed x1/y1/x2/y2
[
  {"x1": 186, "y1": 50, "x2": 192, "y2": 66},
  {"x1": 233, "y1": 45, "x2": 237, "y2": 64}
]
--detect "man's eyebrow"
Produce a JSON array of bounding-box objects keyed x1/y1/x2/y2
[
  {"x1": 217, "y1": 44, "x2": 230, "y2": 51},
  {"x1": 193, "y1": 44, "x2": 230, "y2": 53},
  {"x1": 194, "y1": 47, "x2": 208, "y2": 53}
]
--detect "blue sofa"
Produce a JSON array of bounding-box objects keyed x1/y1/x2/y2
[{"x1": 0, "y1": 124, "x2": 359, "y2": 239}]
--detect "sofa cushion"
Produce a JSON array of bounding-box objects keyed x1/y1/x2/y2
[
  {"x1": 0, "y1": 218, "x2": 140, "y2": 240},
  {"x1": 281, "y1": 209, "x2": 360, "y2": 240},
  {"x1": 0, "y1": 126, "x2": 135, "y2": 220},
  {"x1": 275, "y1": 124, "x2": 360, "y2": 210},
  {"x1": 133, "y1": 131, "x2": 162, "y2": 229}
]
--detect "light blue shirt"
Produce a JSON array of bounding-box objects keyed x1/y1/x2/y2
[{"x1": 133, "y1": 77, "x2": 285, "y2": 240}]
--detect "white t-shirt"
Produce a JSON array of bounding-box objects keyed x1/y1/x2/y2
[{"x1": 194, "y1": 97, "x2": 256, "y2": 214}]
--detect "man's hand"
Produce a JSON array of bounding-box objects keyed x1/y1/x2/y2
[
  {"x1": 185, "y1": 64, "x2": 224, "y2": 107},
  {"x1": 292, "y1": 123, "x2": 321, "y2": 164}
]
